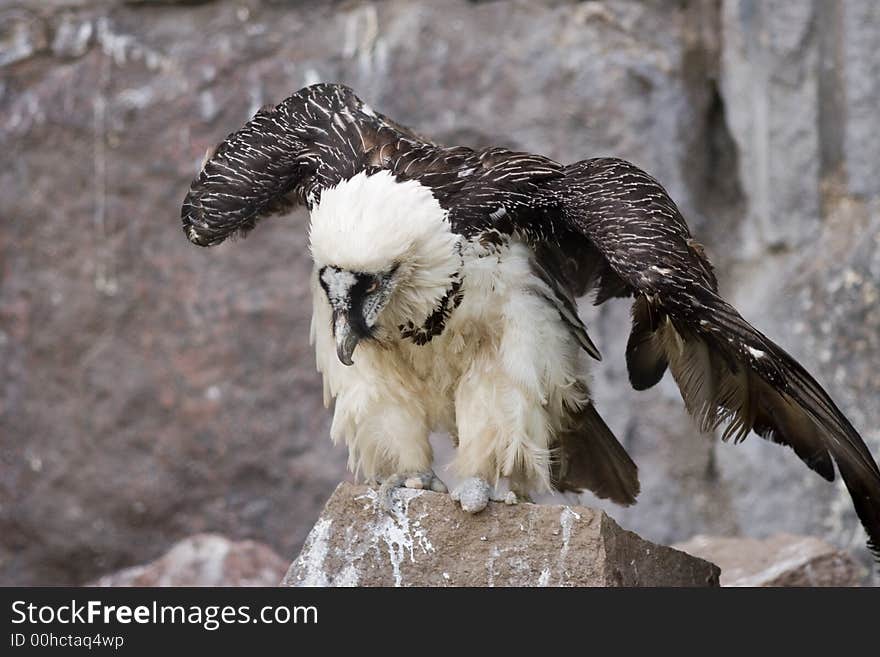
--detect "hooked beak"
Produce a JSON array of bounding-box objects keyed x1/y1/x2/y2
[{"x1": 333, "y1": 311, "x2": 360, "y2": 366}]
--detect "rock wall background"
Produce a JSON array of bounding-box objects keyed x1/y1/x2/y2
[{"x1": 1, "y1": 0, "x2": 878, "y2": 585}]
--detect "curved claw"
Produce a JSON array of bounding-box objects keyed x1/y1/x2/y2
[{"x1": 378, "y1": 470, "x2": 448, "y2": 513}]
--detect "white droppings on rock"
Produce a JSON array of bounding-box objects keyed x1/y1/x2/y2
[
  {"x1": 293, "y1": 517, "x2": 333, "y2": 586},
  {"x1": 355, "y1": 488, "x2": 434, "y2": 587},
  {"x1": 486, "y1": 545, "x2": 500, "y2": 587},
  {"x1": 537, "y1": 566, "x2": 551, "y2": 586},
  {"x1": 334, "y1": 563, "x2": 360, "y2": 587},
  {"x1": 557, "y1": 507, "x2": 581, "y2": 582}
]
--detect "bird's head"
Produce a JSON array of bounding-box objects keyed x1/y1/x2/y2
[{"x1": 309, "y1": 170, "x2": 461, "y2": 366}]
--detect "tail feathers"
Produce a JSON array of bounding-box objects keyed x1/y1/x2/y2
[
  {"x1": 552, "y1": 402, "x2": 640, "y2": 506},
  {"x1": 650, "y1": 290, "x2": 880, "y2": 559}
]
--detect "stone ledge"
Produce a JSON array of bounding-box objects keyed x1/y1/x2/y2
[{"x1": 284, "y1": 482, "x2": 720, "y2": 587}]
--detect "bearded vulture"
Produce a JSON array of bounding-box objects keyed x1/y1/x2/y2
[{"x1": 181, "y1": 83, "x2": 880, "y2": 559}]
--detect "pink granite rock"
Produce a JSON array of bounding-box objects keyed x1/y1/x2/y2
[
  {"x1": 89, "y1": 534, "x2": 287, "y2": 587},
  {"x1": 675, "y1": 534, "x2": 865, "y2": 586}
]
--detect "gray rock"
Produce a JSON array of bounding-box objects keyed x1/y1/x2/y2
[
  {"x1": 840, "y1": 1, "x2": 880, "y2": 198},
  {"x1": 675, "y1": 534, "x2": 865, "y2": 587},
  {"x1": 284, "y1": 483, "x2": 720, "y2": 587},
  {"x1": 719, "y1": 0, "x2": 822, "y2": 252},
  {"x1": 88, "y1": 533, "x2": 288, "y2": 587},
  {"x1": 0, "y1": 9, "x2": 48, "y2": 67}
]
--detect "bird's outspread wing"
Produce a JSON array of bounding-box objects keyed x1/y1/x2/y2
[
  {"x1": 181, "y1": 83, "x2": 435, "y2": 246},
  {"x1": 522, "y1": 157, "x2": 878, "y2": 558}
]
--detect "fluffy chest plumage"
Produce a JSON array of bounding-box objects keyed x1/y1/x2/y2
[{"x1": 355, "y1": 240, "x2": 566, "y2": 427}]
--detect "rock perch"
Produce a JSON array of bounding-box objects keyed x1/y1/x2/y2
[{"x1": 284, "y1": 483, "x2": 720, "y2": 587}]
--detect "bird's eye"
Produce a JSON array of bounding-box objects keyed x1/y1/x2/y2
[{"x1": 365, "y1": 278, "x2": 380, "y2": 294}]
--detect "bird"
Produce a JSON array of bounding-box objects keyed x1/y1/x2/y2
[{"x1": 181, "y1": 83, "x2": 880, "y2": 558}]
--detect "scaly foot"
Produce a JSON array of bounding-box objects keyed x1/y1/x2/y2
[
  {"x1": 378, "y1": 470, "x2": 448, "y2": 512},
  {"x1": 450, "y1": 477, "x2": 522, "y2": 514}
]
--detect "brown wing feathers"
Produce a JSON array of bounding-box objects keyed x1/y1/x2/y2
[
  {"x1": 550, "y1": 158, "x2": 879, "y2": 558},
  {"x1": 662, "y1": 295, "x2": 878, "y2": 556},
  {"x1": 182, "y1": 84, "x2": 427, "y2": 247}
]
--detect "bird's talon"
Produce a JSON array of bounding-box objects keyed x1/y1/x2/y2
[{"x1": 377, "y1": 470, "x2": 447, "y2": 513}]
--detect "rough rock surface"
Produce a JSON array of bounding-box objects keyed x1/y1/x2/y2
[
  {"x1": 89, "y1": 533, "x2": 287, "y2": 587},
  {"x1": 284, "y1": 483, "x2": 720, "y2": 587},
  {"x1": 2, "y1": 0, "x2": 879, "y2": 585},
  {"x1": 675, "y1": 534, "x2": 865, "y2": 587}
]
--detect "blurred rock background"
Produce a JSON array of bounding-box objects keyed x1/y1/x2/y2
[{"x1": 1, "y1": 0, "x2": 878, "y2": 585}]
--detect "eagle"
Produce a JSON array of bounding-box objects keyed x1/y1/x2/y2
[{"x1": 181, "y1": 83, "x2": 880, "y2": 559}]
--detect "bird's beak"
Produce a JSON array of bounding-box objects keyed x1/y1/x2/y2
[{"x1": 333, "y1": 311, "x2": 359, "y2": 366}]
